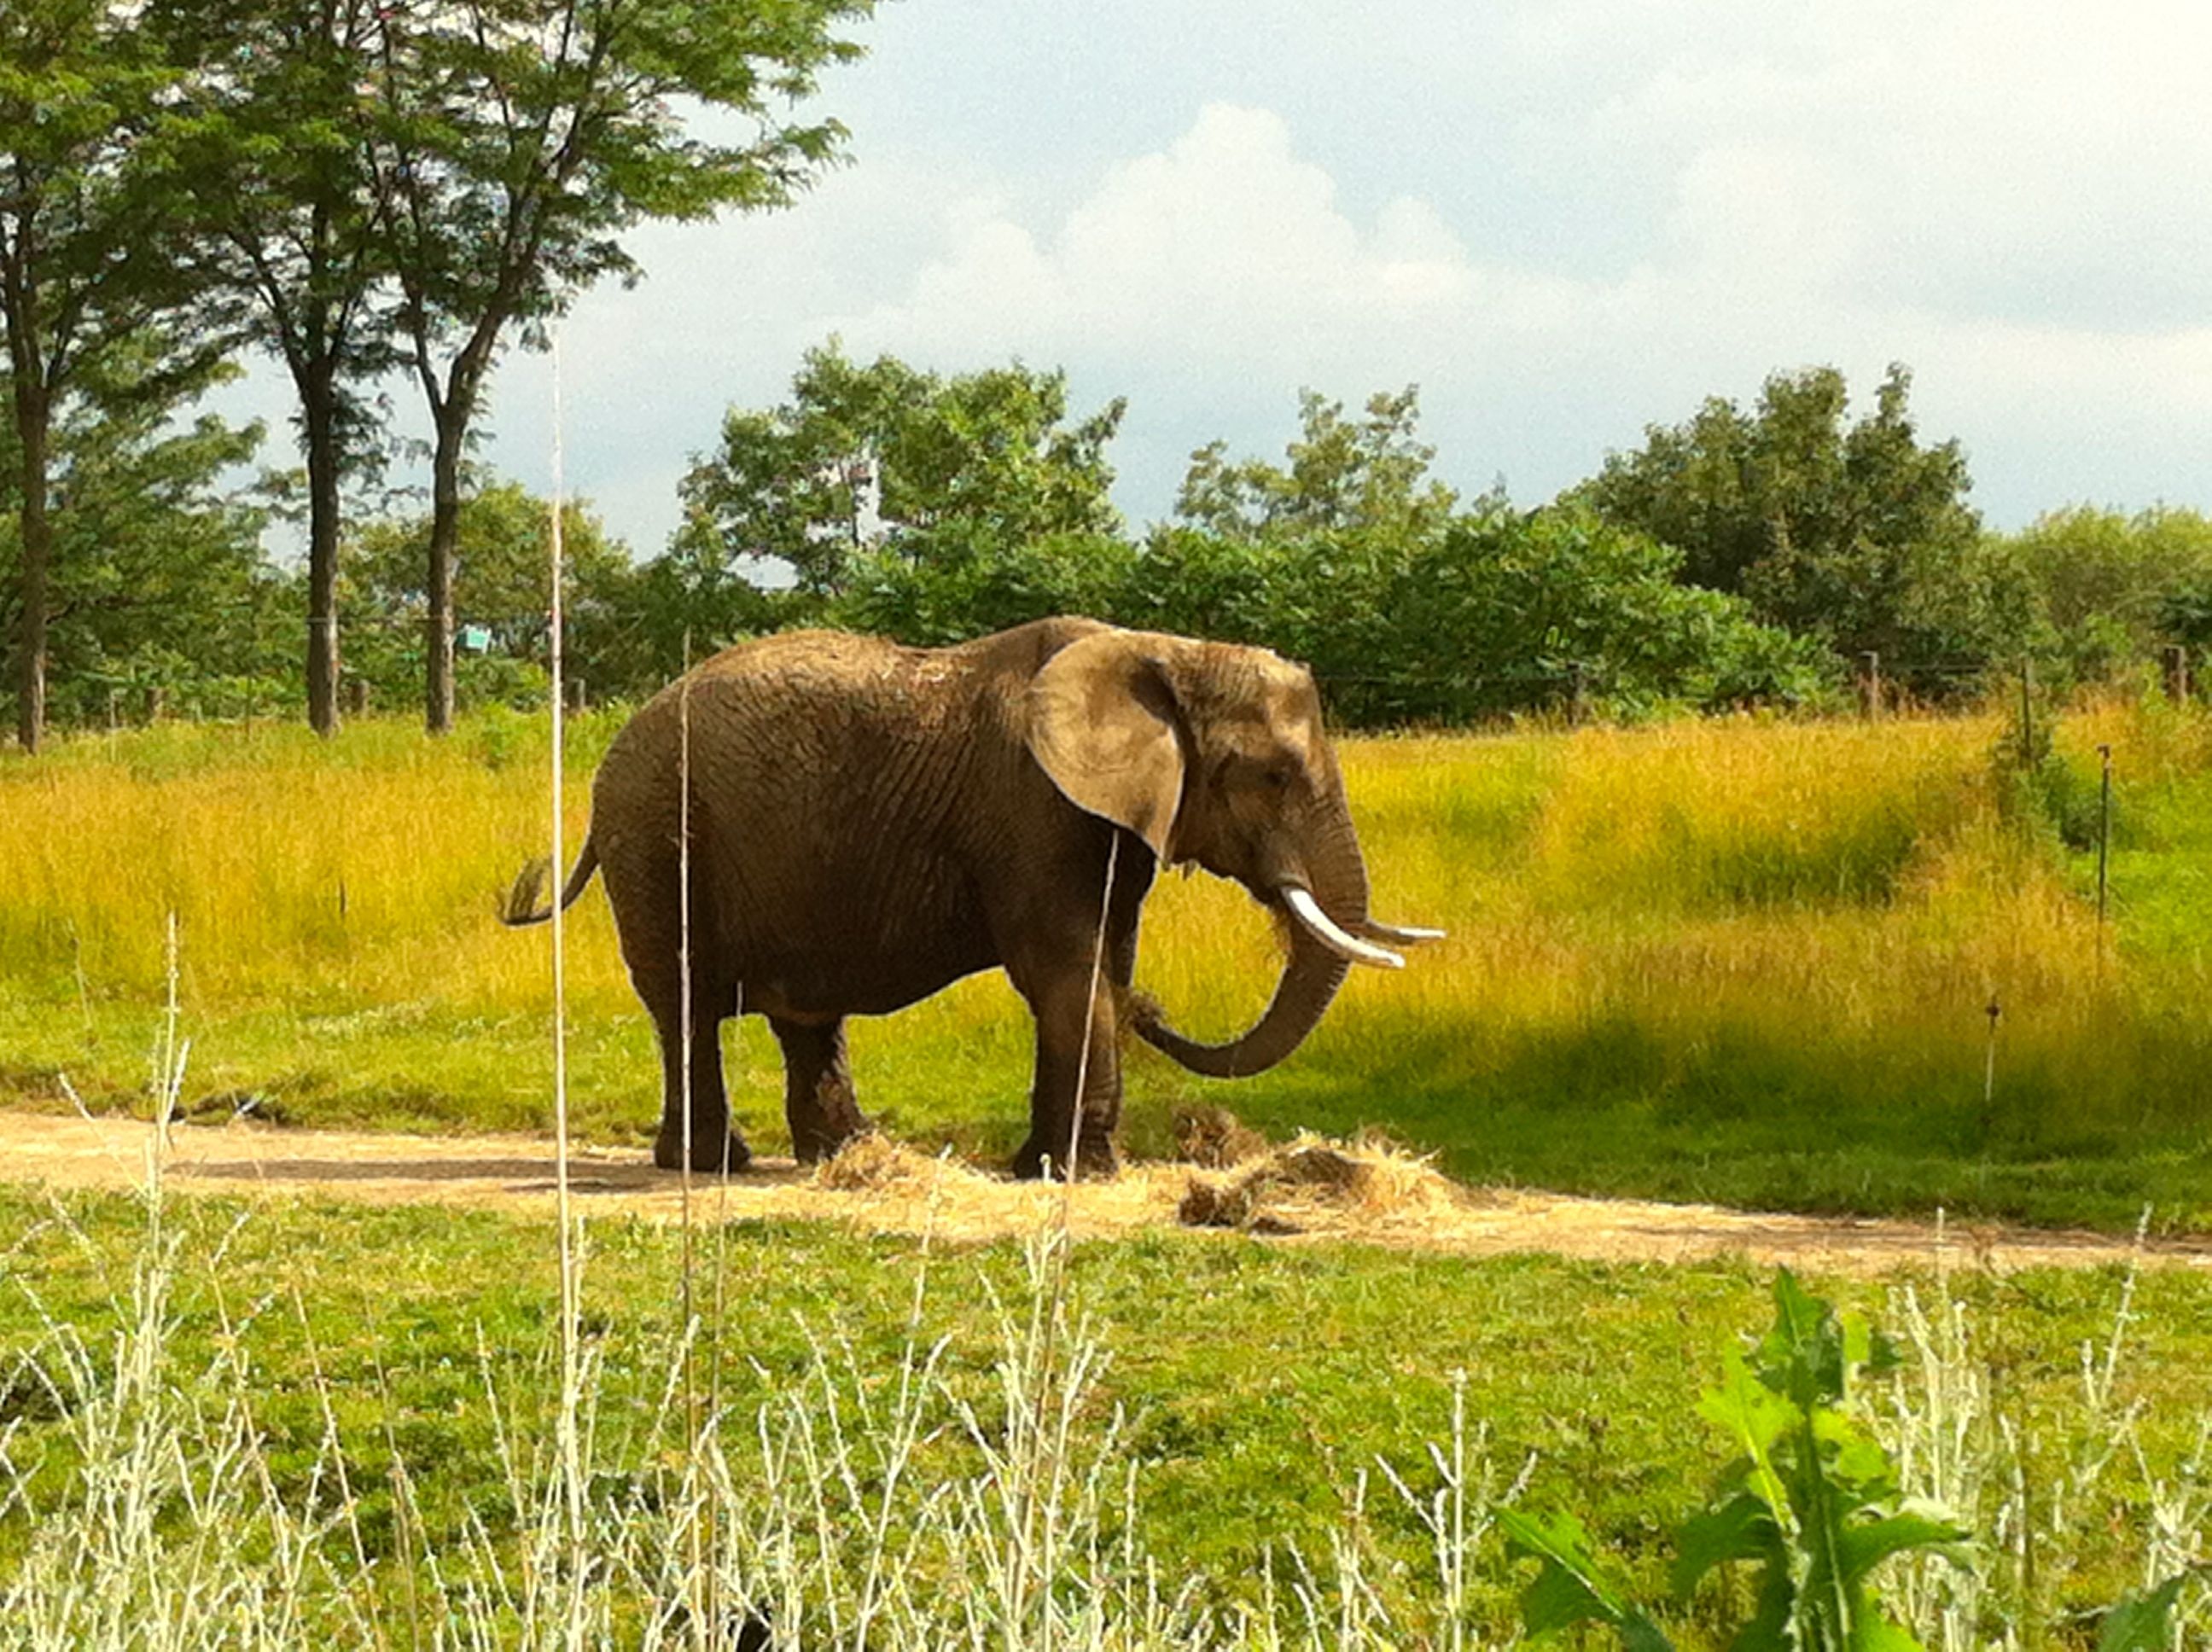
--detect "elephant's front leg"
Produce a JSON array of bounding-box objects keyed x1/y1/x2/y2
[
  {"x1": 651, "y1": 1003, "x2": 752, "y2": 1174},
  {"x1": 1012, "y1": 971, "x2": 1123, "y2": 1181},
  {"x1": 770, "y1": 1015, "x2": 870, "y2": 1164}
]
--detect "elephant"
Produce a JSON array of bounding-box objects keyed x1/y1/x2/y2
[{"x1": 502, "y1": 616, "x2": 1441, "y2": 1179}]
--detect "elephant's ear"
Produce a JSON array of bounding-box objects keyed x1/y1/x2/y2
[{"x1": 1026, "y1": 630, "x2": 1185, "y2": 859}]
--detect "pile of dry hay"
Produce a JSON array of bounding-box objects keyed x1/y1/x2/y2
[
  {"x1": 803, "y1": 1116, "x2": 1471, "y2": 1245},
  {"x1": 1172, "y1": 1110, "x2": 1469, "y2": 1236},
  {"x1": 812, "y1": 1131, "x2": 963, "y2": 1195}
]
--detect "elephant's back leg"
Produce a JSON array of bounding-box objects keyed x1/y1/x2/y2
[{"x1": 598, "y1": 831, "x2": 751, "y2": 1172}]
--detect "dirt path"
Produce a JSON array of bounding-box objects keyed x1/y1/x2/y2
[{"x1": 3, "y1": 1109, "x2": 2207, "y2": 1278}]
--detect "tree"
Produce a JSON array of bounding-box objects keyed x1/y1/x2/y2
[
  {"x1": 827, "y1": 530, "x2": 1137, "y2": 648},
  {"x1": 364, "y1": 0, "x2": 873, "y2": 734},
  {"x1": 149, "y1": 0, "x2": 405, "y2": 737},
  {"x1": 1580, "y1": 364, "x2": 1997, "y2": 690},
  {"x1": 678, "y1": 341, "x2": 1126, "y2": 597},
  {"x1": 0, "y1": 0, "x2": 220, "y2": 750},
  {"x1": 0, "y1": 375, "x2": 281, "y2": 723},
  {"x1": 343, "y1": 476, "x2": 637, "y2": 709},
  {"x1": 1174, "y1": 385, "x2": 1458, "y2": 542},
  {"x1": 2001, "y1": 505, "x2": 2212, "y2": 685}
]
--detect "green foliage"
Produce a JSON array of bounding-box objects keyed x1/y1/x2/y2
[
  {"x1": 776, "y1": 375, "x2": 1825, "y2": 724},
  {"x1": 0, "y1": 0, "x2": 237, "y2": 746},
  {"x1": 1997, "y1": 505, "x2": 2212, "y2": 688},
  {"x1": 341, "y1": 480, "x2": 641, "y2": 711},
  {"x1": 1174, "y1": 385, "x2": 1458, "y2": 542},
  {"x1": 0, "y1": 375, "x2": 282, "y2": 729},
  {"x1": 1283, "y1": 504, "x2": 1835, "y2": 726},
  {"x1": 144, "y1": 0, "x2": 405, "y2": 425},
  {"x1": 1498, "y1": 1508, "x2": 1674, "y2": 1649},
  {"x1": 678, "y1": 341, "x2": 1126, "y2": 596},
  {"x1": 1582, "y1": 364, "x2": 2013, "y2": 695},
  {"x1": 1989, "y1": 670, "x2": 2107, "y2": 852},
  {"x1": 369, "y1": 0, "x2": 872, "y2": 725},
  {"x1": 814, "y1": 503, "x2": 1828, "y2": 724},
  {"x1": 1674, "y1": 1273, "x2": 1967, "y2": 1650},
  {"x1": 1507, "y1": 1273, "x2": 1970, "y2": 1651},
  {"x1": 829, "y1": 528, "x2": 1138, "y2": 647},
  {"x1": 2099, "y1": 1572, "x2": 2203, "y2": 1651}
]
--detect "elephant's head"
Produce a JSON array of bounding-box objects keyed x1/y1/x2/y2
[{"x1": 1027, "y1": 626, "x2": 1440, "y2": 1078}]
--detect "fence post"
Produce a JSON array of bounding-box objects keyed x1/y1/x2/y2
[
  {"x1": 143, "y1": 685, "x2": 166, "y2": 724},
  {"x1": 2096, "y1": 743, "x2": 2113, "y2": 927},
  {"x1": 1980, "y1": 994, "x2": 2001, "y2": 1141},
  {"x1": 2164, "y1": 644, "x2": 2192, "y2": 703},
  {"x1": 566, "y1": 677, "x2": 588, "y2": 713},
  {"x1": 1857, "y1": 650, "x2": 1881, "y2": 719},
  {"x1": 342, "y1": 677, "x2": 370, "y2": 717},
  {"x1": 2018, "y1": 658, "x2": 2035, "y2": 765}
]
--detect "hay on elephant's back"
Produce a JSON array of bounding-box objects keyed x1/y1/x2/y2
[{"x1": 1177, "y1": 1131, "x2": 1465, "y2": 1235}]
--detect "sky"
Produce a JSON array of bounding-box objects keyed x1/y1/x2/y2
[{"x1": 216, "y1": 0, "x2": 2212, "y2": 556}]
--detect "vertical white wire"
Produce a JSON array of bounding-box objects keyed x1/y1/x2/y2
[
  {"x1": 547, "y1": 329, "x2": 584, "y2": 1552},
  {"x1": 1062, "y1": 832, "x2": 1120, "y2": 1193},
  {"x1": 677, "y1": 632, "x2": 702, "y2": 1643},
  {"x1": 679, "y1": 634, "x2": 695, "y2": 1237}
]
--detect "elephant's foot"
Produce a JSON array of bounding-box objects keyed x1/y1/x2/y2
[
  {"x1": 654, "y1": 1128, "x2": 753, "y2": 1174},
  {"x1": 1011, "y1": 1132, "x2": 1120, "y2": 1182},
  {"x1": 790, "y1": 1114, "x2": 871, "y2": 1166}
]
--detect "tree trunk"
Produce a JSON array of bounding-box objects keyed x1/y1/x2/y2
[
  {"x1": 301, "y1": 364, "x2": 342, "y2": 738},
  {"x1": 423, "y1": 409, "x2": 462, "y2": 735},
  {"x1": 10, "y1": 372, "x2": 49, "y2": 754}
]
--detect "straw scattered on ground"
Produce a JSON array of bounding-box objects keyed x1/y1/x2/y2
[
  {"x1": 1175, "y1": 1130, "x2": 1476, "y2": 1236},
  {"x1": 6, "y1": 1107, "x2": 2211, "y2": 1279}
]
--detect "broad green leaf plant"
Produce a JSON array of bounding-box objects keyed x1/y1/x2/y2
[{"x1": 1505, "y1": 1271, "x2": 1972, "y2": 1651}]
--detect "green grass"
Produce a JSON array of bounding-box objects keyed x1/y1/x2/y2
[
  {"x1": 3, "y1": 699, "x2": 2211, "y2": 1230},
  {"x1": 3, "y1": 1186, "x2": 2205, "y2": 1643}
]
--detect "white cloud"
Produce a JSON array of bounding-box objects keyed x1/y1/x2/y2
[
  {"x1": 407, "y1": 1, "x2": 2212, "y2": 550},
  {"x1": 840, "y1": 105, "x2": 1518, "y2": 375}
]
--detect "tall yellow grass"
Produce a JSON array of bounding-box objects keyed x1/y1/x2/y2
[{"x1": 0, "y1": 700, "x2": 2197, "y2": 1155}]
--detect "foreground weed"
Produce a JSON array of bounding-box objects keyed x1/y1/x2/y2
[
  {"x1": 0, "y1": 927, "x2": 359, "y2": 1649},
  {"x1": 1884, "y1": 1234, "x2": 2211, "y2": 1652},
  {"x1": 0, "y1": 1193, "x2": 1521, "y2": 1649},
  {"x1": 1500, "y1": 1271, "x2": 1970, "y2": 1651}
]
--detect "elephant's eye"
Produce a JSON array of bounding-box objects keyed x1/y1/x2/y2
[{"x1": 1225, "y1": 753, "x2": 1295, "y2": 794}]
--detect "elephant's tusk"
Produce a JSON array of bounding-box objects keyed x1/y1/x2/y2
[
  {"x1": 1359, "y1": 918, "x2": 1447, "y2": 945},
  {"x1": 1281, "y1": 886, "x2": 1404, "y2": 970}
]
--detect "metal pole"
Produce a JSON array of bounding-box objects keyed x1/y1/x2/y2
[
  {"x1": 2096, "y1": 743, "x2": 2113, "y2": 926},
  {"x1": 1981, "y1": 994, "x2": 2001, "y2": 1141}
]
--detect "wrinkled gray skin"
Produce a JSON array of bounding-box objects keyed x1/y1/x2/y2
[{"x1": 505, "y1": 617, "x2": 1429, "y2": 1179}]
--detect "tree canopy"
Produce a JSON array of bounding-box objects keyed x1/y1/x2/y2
[
  {"x1": 363, "y1": 0, "x2": 873, "y2": 731},
  {"x1": 1176, "y1": 386, "x2": 1458, "y2": 542},
  {"x1": 678, "y1": 342, "x2": 1126, "y2": 596},
  {"x1": 1, "y1": 0, "x2": 224, "y2": 748},
  {"x1": 343, "y1": 478, "x2": 635, "y2": 711},
  {"x1": 1581, "y1": 364, "x2": 2009, "y2": 690}
]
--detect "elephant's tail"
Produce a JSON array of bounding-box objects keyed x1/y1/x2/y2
[{"x1": 499, "y1": 838, "x2": 601, "y2": 928}]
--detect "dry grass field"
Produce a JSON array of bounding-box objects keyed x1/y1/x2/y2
[{"x1": 2, "y1": 695, "x2": 2206, "y2": 1225}]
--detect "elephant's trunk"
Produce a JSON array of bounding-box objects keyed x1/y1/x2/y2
[{"x1": 1131, "y1": 807, "x2": 1374, "y2": 1079}]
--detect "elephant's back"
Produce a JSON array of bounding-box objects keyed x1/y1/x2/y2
[{"x1": 590, "y1": 626, "x2": 1037, "y2": 1013}]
